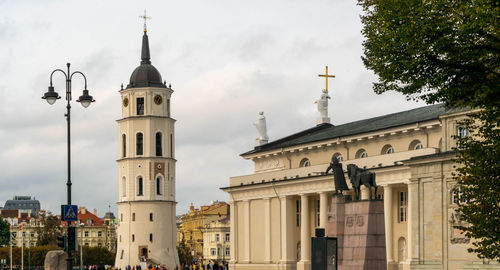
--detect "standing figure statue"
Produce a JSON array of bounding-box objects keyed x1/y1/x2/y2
[
  {"x1": 346, "y1": 164, "x2": 377, "y2": 200},
  {"x1": 325, "y1": 155, "x2": 349, "y2": 194},
  {"x1": 253, "y1": 112, "x2": 269, "y2": 146},
  {"x1": 315, "y1": 89, "x2": 331, "y2": 119}
]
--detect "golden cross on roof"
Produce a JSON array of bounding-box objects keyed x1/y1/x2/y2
[
  {"x1": 318, "y1": 66, "x2": 335, "y2": 92},
  {"x1": 139, "y1": 9, "x2": 152, "y2": 33}
]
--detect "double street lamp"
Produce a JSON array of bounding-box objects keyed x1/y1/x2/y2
[{"x1": 42, "y1": 63, "x2": 95, "y2": 270}]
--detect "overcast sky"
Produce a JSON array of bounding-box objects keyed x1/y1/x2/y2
[{"x1": 0, "y1": 0, "x2": 424, "y2": 216}]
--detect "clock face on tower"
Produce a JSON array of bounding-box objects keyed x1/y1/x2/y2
[
  {"x1": 123, "y1": 97, "x2": 129, "y2": 107},
  {"x1": 154, "y1": 95, "x2": 163, "y2": 105}
]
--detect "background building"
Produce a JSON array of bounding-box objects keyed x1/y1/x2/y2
[
  {"x1": 202, "y1": 215, "x2": 230, "y2": 265},
  {"x1": 76, "y1": 207, "x2": 117, "y2": 252},
  {"x1": 3, "y1": 196, "x2": 41, "y2": 217},
  {"x1": 178, "y1": 201, "x2": 229, "y2": 263},
  {"x1": 223, "y1": 103, "x2": 496, "y2": 270}
]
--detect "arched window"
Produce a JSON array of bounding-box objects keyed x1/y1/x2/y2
[
  {"x1": 137, "y1": 177, "x2": 143, "y2": 196},
  {"x1": 355, "y1": 149, "x2": 368, "y2": 159},
  {"x1": 381, "y1": 144, "x2": 394, "y2": 155},
  {"x1": 150, "y1": 213, "x2": 153, "y2": 221},
  {"x1": 121, "y1": 177, "x2": 126, "y2": 197},
  {"x1": 299, "y1": 158, "x2": 310, "y2": 167},
  {"x1": 409, "y1": 139, "x2": 423, "y2": 150},
  {"x1": 333, "y1": 152, "x2": 343, "y2": 161},
  {"x1": 122, "y1": 134, "x2": 126, "y2": 157},
  {"x1": 156, "y1": 176, "x2": 162, "y2": 195},
  {"x1": 149, "y1": 233, "x2": 153, "y2": 242},
  {"x1": 132, "y1": 234, "x2": 135, "y2": 242},
  {"x1": 156, "y1": 132, "x2": 162, "y2": 156},
  {"x1": 136, "y1": 133, "x2": 143, "y2": 155},
  {"x1": 132, "y1": 213, "x2": 135, "y2": 221}
]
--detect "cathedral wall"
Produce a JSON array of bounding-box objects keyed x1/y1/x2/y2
[
  {"x1": 236, "y1": 201, "x2": 246, "y2": 262},
  {"x1": 270, "y1": 197, "x2": 281, "y2": 262},
  {"x1": 249, "y1": 200, "x2": 265, "y2": 262}
]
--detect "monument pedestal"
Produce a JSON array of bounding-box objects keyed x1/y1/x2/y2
[{"x1": 326, "y1": 195, "x2": 386, "y2": 270}]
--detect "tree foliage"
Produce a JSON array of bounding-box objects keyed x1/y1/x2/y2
[
  {"x1": 358, "y1": 0, "x2": 500, "y2": 260},
  {"x1": 36, "y1": 213, "x2": 61, "y2": 246},
  {"x1": 177, "y1": 240, "x2": 193, "y2": 266},
  {"x1": 0, "y1": 217, "x2": 9, "y2": 247},
  {"x1": 359, "y1": 0, "x2": 499, "y2": 108},
  {"x1": 455, "y1": 110, "x2": 500, "y2": 259}
]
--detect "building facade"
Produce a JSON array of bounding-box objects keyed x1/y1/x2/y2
[
  {"x1": 202, "y1": 216, "x2": 230, "y2": 265},
  {"x1": 223, "y1": 104, "x2": 497, "y2": 270},
  {"x1": 115, "y1": 28, "x2": 179, "y2": 269},
  {"x1": 76, "y1": 207, "x2": 117, "y2": 252},
  {"x1": 178, "y1": 202, "x2": 230, "y2": 263}
]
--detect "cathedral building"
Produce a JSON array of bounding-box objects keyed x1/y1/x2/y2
[
  {"x1": 115, "y1": 27, "x2": 179, "y2": 269},
  {"x1": 223, "y1": 91, "x2": 496, "y2": 269}
]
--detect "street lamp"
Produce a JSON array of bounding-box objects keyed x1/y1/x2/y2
[{"x1": 42, "y1": 63, "x2": 95, "y2": 270}]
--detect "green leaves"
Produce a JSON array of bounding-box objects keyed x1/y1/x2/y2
[{"x1": 359, "y1": 0, "x2": 500, "y2": 260}]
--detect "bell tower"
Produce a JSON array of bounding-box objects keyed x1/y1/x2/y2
[{"x1": 115, "y1": 27, "x2": 179, "y2": 269}]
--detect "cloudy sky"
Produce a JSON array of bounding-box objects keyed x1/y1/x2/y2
[{"x1": 0, "y1": 0, "x2": 424, "y2": 216}]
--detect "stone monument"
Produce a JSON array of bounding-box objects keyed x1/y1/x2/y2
[
  {"x1": 325, "y1": 159, "x2": 386, "y2": 270},
  {"x1": 254, "y1": 111, "x2": 269, "y2": 146}
]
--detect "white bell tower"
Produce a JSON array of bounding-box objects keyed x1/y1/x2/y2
[{"x1": 115, "y1": 26, "x2": 179, "y2": 269}]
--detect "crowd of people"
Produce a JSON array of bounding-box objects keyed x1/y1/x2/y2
[{"x1": 181, "y1": 261, "x2": 228, "y2": 270}]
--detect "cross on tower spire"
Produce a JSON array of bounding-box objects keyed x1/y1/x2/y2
[
  {"x1": 318, "y1": 66, "x2": 335, "y2": 92},
  {"x1": 139, "y1": 9, "x2": 152, "y2": 33}
]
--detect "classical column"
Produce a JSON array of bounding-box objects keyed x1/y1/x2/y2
[
  {"x1": 319, "y1": 192, "x2": 328, "y2": 229},
  {"x1": 360, "y1": 186, "x2": 370, "y2": 200},
  {"x1": 383, "y1": 185, "x2": 393, "y2": 263},
  {"x1": 280, "y1": 196, "x2": 293, "y2": 263},
  {"x1": 300, "y1": 194, "x2": 311, "y2": 264},
  {"x1": 264, "y1": 197, "x2": 271, "y2": 263},
  {"x1": 243, "y1": 199, "x2": 250, "y2": 263},
  {"x1": 229, "y1": 200, "x2": 237, "y2": 264},
  {"x1": 407, "y1": 182, "x2": 419, "y2": 262}
]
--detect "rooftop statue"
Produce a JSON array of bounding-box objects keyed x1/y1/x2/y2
[
  {"x1": 254, "y1": 112, "x2": 269, "y2": 141},
  {"x1": 325, "y1": 155, "x2": 349, "y2": 194},
  {"x1": 315, "y1": 89, "x2": 331, "y2": 119}
]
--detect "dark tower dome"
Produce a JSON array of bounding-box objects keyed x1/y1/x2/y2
[{"x1": 127, "y1": 31, "x2": 166, "y2": 89}]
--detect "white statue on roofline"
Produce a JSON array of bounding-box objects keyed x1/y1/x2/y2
[
  {"x1": 315, "y1": 89, "x2": 331, "y2": 124},
  {"x1": 253, "y1": 112, "x2": 269, "y2": 146}
]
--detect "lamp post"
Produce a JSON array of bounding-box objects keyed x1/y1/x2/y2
[{"x1": 42, "y1": 63, "x2": 95, "y2": 270}]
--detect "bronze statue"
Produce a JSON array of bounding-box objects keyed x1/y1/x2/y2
[
  {"x1": 346, "y1": 164, "x2": 377, "y2": 200},
  {"x1": 325, "y1": 155, "x2": 349, "y2": 194}
]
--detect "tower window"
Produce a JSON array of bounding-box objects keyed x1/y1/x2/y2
[
  {"x1": 137, "y1": 97, "x2": 144, "y2": 115},
  {"x1": 132, "y1": 234, "x2": 135, "y2": 242},
  {"x1": 170, "y1": 134, "x2": 173, "y2": 157},
  {"x1": 156, "y1": 177, "x2": 162, "y2": 195},
  {"x1": 122, "y1": 134, "x2": 126, "y2": 157},
  {"x1": 149, "y1": 233, "x2": 153, "y2": 242},
  {"x1": 136, "y1": 133, "x2": 143, "y2": 156},
  {"x1": 150, "y1": 213, "x2": 153, "y2": 221},
  {"x1": 156, "y1": 132, "x2": 162, "y2": 156},
  {"x1": 122, "y1": 177, "x2": 126, "y2": 197},
  {"x1": 167, "y1": 99, "x2": 170, "y2": 117},
  {"x1": 132, "y1": 213, "x2": 135, "y2": 221},
  {"x1": 137, "y1": 177, "x2": 143, "y2": 196}
]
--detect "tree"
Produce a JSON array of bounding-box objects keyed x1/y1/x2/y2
[
  {"x1": 358, "y1": 0, "x2": 500, "y2": 260},
  {"x1": 359, "y1": 0, "x2": 499, "y2": 109},
  {"x1": 0, "y1": 217, "x2": 9, "y2": 247},
  {"x1": 177, "y1": 239, "x2": 193, "y2": 266},
  {"x1": 36, "y1": 212, "x2": 62, "y2": 246}
]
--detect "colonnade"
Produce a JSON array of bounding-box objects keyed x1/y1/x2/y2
[{"x1": 229, "y1": 184, "x2": 416, "y2": 269}]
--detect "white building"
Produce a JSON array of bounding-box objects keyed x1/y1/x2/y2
[
  {"x1": 202, "y1": 216, "x2": 230, "y2": 265},
  {"x1": 115, "y1": 27, "x2": 179, "y2": 269}
]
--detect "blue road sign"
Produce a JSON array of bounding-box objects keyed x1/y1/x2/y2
[{"x1": 62, "y1": 205, "x2": 78, "y2": 221}]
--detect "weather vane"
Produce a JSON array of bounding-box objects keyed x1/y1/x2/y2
[{"x1": 139, "y1": 9, "x2": 152, "y2": 32}]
